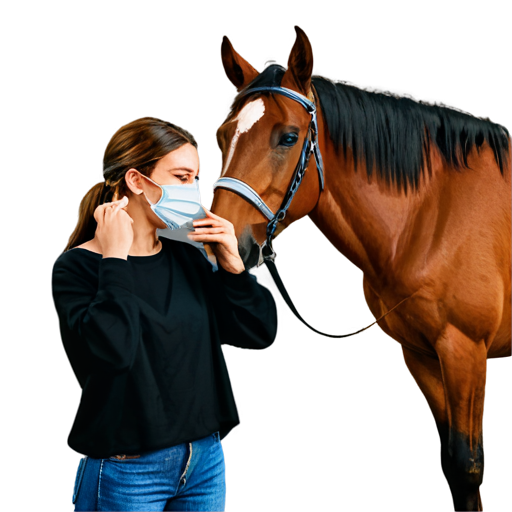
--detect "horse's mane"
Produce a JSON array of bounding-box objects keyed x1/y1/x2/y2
[{"x1": 231, "y1": 65, "x2": 510, "y2": 193}]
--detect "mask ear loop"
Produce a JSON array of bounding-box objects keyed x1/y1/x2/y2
[{"x1": 137, "y1": 172, "x2": 163, "y2": 206}]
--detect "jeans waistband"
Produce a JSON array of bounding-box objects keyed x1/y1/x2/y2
[{"x1": 108, "y1": 431, "x2": 220, "y2": 460}]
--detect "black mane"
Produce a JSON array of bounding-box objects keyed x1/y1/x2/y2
[
  {"x1": 313, "y1": 75, "x2": 510, "y2": 192},
  {"x1": 231, "y1": 65, "x2": 510, "y2": 192}
]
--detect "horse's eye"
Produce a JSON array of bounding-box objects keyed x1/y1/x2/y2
[{"x1": 278, "y1": 132, "x2": 299, "y2": 147}]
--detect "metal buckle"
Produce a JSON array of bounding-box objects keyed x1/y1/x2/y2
[{"x1": 261, "y1": 241, "x2": 276, "y2": 263}]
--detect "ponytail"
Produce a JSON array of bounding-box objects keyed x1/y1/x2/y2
[
  {"x1": 64, "y1": 117, "x2": 198, "y2": 252},
  {"x1": 64, "y1": 182, "x2": 113, "y2": 251}
]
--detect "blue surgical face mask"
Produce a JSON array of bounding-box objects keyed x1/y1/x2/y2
[{"x1": 141, "y1": 174, "x2": 206, "y2": 230}]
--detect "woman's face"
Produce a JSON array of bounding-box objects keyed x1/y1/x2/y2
[{"x1": 142, "y1": 143, "x2": 200, "y2": 204}]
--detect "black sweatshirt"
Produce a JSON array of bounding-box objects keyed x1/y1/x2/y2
[{"x1": 51, "y1": 237, "x2": 277, "y2": 458}]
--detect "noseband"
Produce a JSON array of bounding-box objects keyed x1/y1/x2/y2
[
  {"x1": 212, "y1": 85, "x2": 410, "y2": 338},
  {"x1": 213, "y1": 86, "x2": 324, "y2": 263}
]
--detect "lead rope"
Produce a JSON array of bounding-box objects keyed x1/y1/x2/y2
[
  {"x1": 220, "y1": 85, "x2": 410, "y2": 336},
  {"x1": 263, "y1": 258, "x2": 411, "y2": 338}
]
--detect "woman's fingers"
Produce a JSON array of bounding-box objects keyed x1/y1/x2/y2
[
  {"x1": 188, "y1": 233, "x2": 230, "y2": 243},
  {"x1": 193, "y1": 215, "x2": 222, "y2": 225},
  {"x1": 95, "y1": 196, "x2": 128, "y2": 217},
  {"x1": 106, "y1": 203, "x2": 132, "y2": 224},
  {"x1": 196, "y1": 207, "x2": 233, "y2": 226},
  {"x1": 104, "y1": 204, "x2": 116, "y2": 221},
  {"x1": 191, "y1": 227, "x2": 225, "y2": 234},
  {"x1": 202, "y1": 207, "x2": 225, "y2": 221},
  {"x1": 190, "y1": 209, "x2": 237, "y2": 248},
  {"x1": 113, "y1": 196, "x2": 129, "y2": 212},
  {"x1": 94, "y1": 202, "x2": 110, "y2": 225},
  {"x1": 193, "y1": 215, "x2": 234, "y2": 234},
  {"x1": 95, "y1": 197, "x2": 134, "y2": 259},
  {"x1": 192, "y1": 220, "x2": 223, "y2": 229},
  {"x1": 95, "y1": 197, "x2": 131, "y2": 227}
]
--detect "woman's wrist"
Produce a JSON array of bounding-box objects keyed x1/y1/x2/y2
[{"x1": 218, "y1": 256, "x2": 245, "y2": 274}]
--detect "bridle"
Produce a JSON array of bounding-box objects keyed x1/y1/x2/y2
[
  {"x1": 212, "y1": 84, "x2": 411, "y2": 338},
  {"x1": 213, "y1": 85, "x2": 324, "y2": 263}
]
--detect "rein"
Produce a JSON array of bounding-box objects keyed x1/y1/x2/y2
[{"x1": 213, "y1": 85, "x2": 409, "y2": 337}]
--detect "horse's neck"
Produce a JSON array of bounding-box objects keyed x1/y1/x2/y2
[{"x1": 308, "y1": 134, "x2": 443, "y2": 289}]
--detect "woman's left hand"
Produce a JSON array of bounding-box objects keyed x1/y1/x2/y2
[{"x1": 188, "y1": 208, "x2": 245, "y2": 274}]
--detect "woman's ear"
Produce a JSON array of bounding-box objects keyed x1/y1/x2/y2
[{"x1": 124, "y1": 168, "x2": 144, "y2": 195}]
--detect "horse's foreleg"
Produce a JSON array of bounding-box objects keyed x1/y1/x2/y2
[
  {"x1": 403, "y1": 325, "x2": 487, "y2": 510},
  {"x1": 435, "y1": 324, "x2": 487, "y2": 511}
]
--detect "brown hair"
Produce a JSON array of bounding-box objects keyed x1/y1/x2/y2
[{"x1": 65, "y1": 117, "x2": 197, "y2": 251}]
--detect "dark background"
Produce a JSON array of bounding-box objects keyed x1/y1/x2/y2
[{"x1": 2, "y1": 1, "x2": 510, "y2": 510}]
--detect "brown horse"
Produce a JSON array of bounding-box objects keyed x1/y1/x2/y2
[{"x1": 210, "y1": 26, "x2": 511, "y2": 511}]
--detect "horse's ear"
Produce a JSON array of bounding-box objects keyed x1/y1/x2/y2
[
  {"x1": 281, "y1": 26, "x2": 314, "y2": 98},
  {"x1": 221, "y1": 36, "x2": 259, "y2": 91}
]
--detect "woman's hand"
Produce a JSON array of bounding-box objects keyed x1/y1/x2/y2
[
  {"x1": 188, "y1": 208, "x2": 245, "y2": 274},
  {"x1": 94, "y1": 196, "x2": 134, "y2": 260}
]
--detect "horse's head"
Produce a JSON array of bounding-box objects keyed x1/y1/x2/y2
[{"x1": 212, "y1": 26, "x2": 323, "y2": 269}]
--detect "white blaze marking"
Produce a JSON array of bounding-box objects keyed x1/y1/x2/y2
[{"x1": 222, "y1": 98, "x2": 265, "y2": 175}]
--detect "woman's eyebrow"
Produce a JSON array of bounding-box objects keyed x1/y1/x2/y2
[{"x1": 166, "y1": 167, "x2": 197, "y2": 173}]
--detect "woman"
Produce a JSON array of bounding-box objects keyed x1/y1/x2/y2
[{"x1": 51, "y1": 117, "x2": 278, "y2": 511}]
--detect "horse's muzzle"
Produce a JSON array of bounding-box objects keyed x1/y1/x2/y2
[{"x1": 237, "y1": 227, "x2": 262, "y2": 270}]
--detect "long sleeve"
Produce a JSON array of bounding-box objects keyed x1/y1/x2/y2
[
  {"x1": 52, "y1": 254, "x2": 141, "y2": 375},
  {"x1": 211, "y1": 262, "x2": 278, "y2": 349},
  {"x1": 52, "y1": 239, "x2": 277, "y2": 457}
]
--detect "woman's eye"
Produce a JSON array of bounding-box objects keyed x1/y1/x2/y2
[
  {"x1": 178, "y1": 175, "x2": 189, "y2": 182},
  {"x1": 278, "y1": 132, "x2": 299, "y2": 147}
]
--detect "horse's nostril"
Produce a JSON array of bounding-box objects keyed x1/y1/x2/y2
[{"x1": 238, "y1": 227, "x2": 261, "y2": 270}]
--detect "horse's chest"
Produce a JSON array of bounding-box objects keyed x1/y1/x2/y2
[
  {"x1": 362, "y1": 268, "x2": 508, "y2": 357},
  {"x1": 362, "y1": 277, "x2": 439, "y2": 356}
]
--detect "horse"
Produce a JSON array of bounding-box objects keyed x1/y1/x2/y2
[{"x1": 210, "y1": 26, "x2": 511, "y2": 511}]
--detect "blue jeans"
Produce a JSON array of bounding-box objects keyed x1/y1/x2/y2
[{"x1": 73, "y1": 431, "x2": 225, "y2": 511}]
